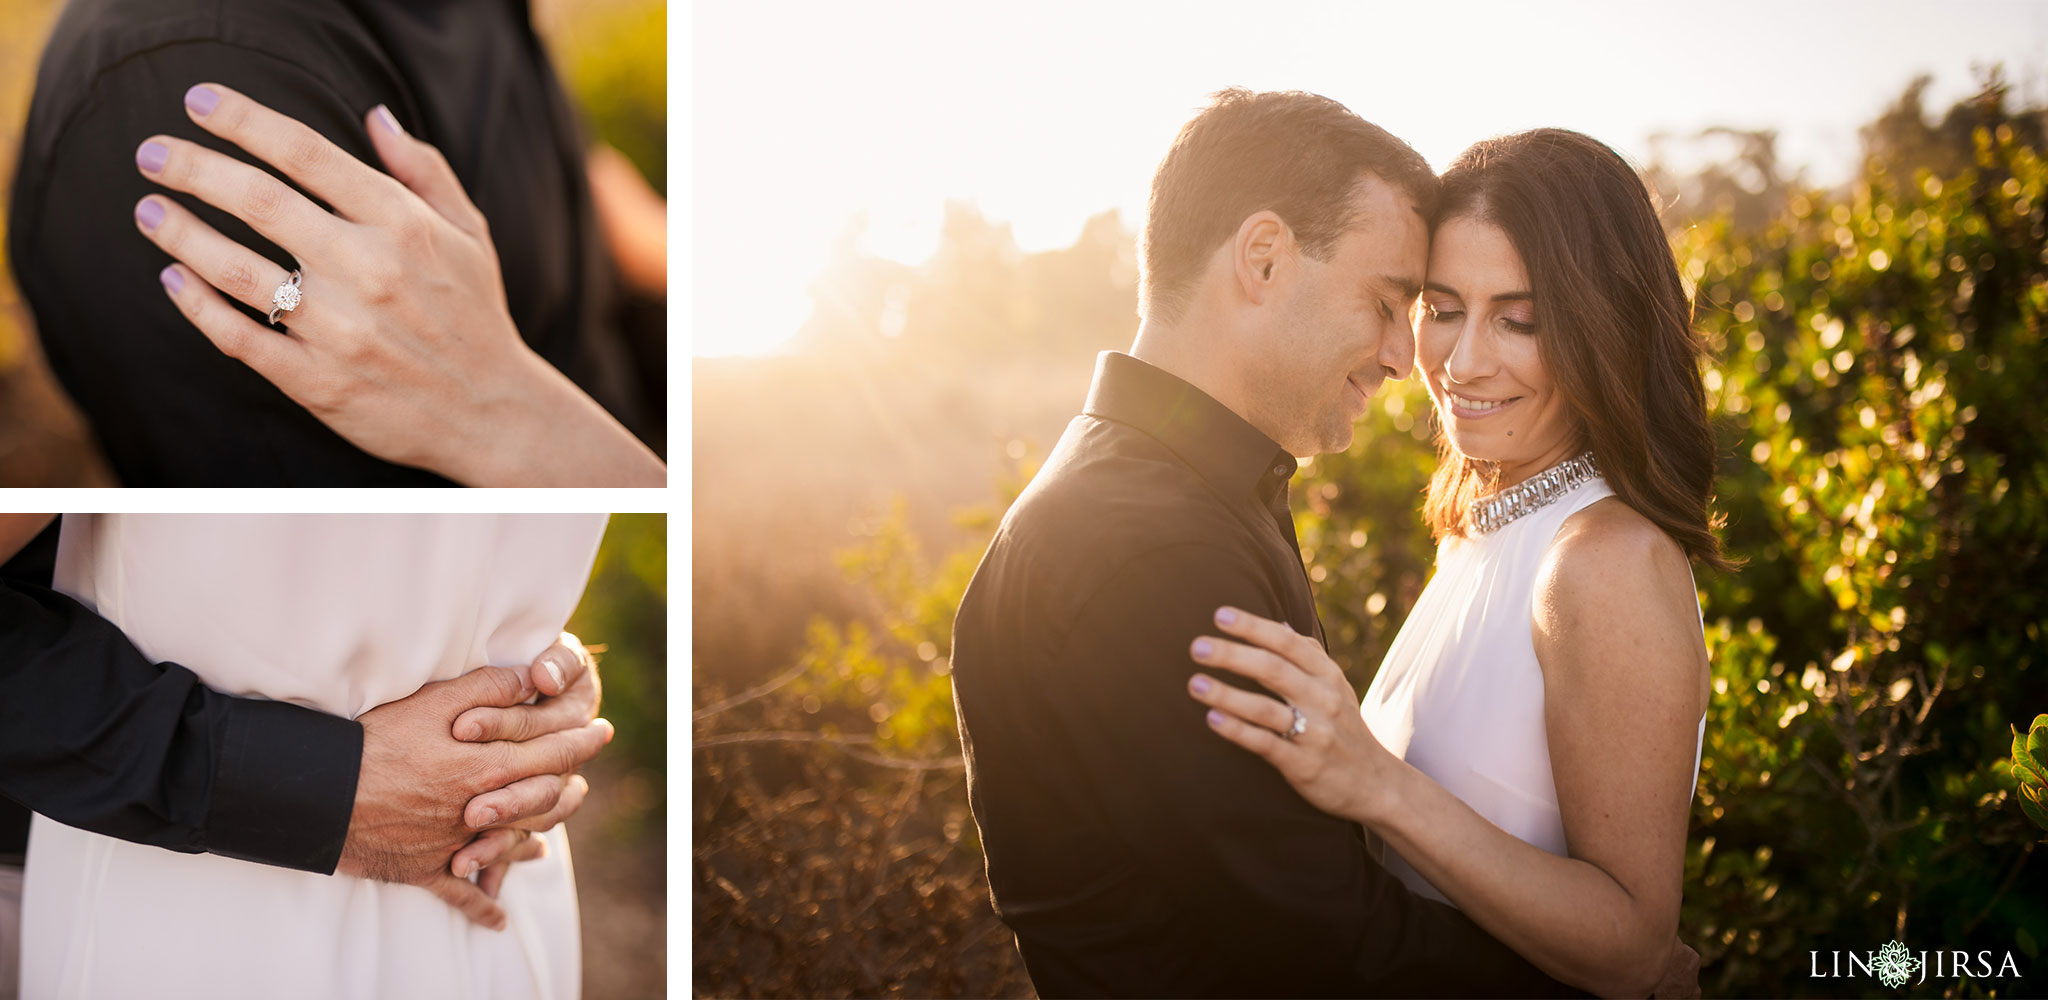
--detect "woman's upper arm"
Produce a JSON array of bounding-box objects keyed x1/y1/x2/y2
[{"x1": 1531, "y1": 499, "x2": 1707, "y2": 936}]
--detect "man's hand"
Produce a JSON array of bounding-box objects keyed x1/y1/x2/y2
[
  {"x1": 1651, "y1": 935, "x2": 1703, "y2": 999},
  {"x1": 336, "y1": 635, "x2": 611, "y2": 929}
]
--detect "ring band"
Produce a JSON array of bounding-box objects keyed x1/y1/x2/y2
[
  {"x1": 268, "y1": 269, "x2": 303, "y2": 325},
  {"x1": 1282, "y1": 705, "x2": 1307, "y2": 740}
]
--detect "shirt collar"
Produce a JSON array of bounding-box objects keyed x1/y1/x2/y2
[{"x1": 1082, "y1": 352, "x2": 1298, "y2": 505}]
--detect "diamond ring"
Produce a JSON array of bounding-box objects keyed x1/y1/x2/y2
[
  {"x1": 1281, "y1": 705, "x2": 1308, "y2": 740},
  {"x1": 268, "y1": 269, "x2": 303, "y2": 325}
]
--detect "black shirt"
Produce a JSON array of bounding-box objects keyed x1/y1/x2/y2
[
  {"x1": 950, "y1": 352, "x2": 1580, "y2": 998},
  {"x1": 6, "y1": 0, "x2": 657, "y2": 485},
  {"x1": 0, "y1": 518, "x2": 362, "y2": 873}
]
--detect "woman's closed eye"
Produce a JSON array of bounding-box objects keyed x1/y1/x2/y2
[{"x1": 1423, "y1": 302, "x2": 1463, "y2": 324}]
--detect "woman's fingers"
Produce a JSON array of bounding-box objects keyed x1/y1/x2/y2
[
  {"x1": 135, "y1": 133, "x2": 343, "y2": 263},
  {"x1": 179, "y1": 83, "x2": 406, "y2": 227},
  {"x1": 156, "y1": 262, "x2": 314, "y2": 389},
  {"x1": 364, "y1": 104, "x2": 490, "y2": 242},
  {"x1": 1187, "y1": 672, "x2": 1298, "y2": 735},
  {"x1": 1203, "y1": 706, "x2": 1305, "y2": 768},
  {"x1": 422, "y1": 871, "x2": 507, "y2": 932},
  {"x1": 1213, "y1": 606, "x2": 1343, "y2": 678},
  {"x1": 454, "y1": 637, "x2": 599, "y2": 743},
  {"x1": 1189, "y1": 635, "x2": 1314, "y2": 705},
  {"x1": 136, "y1": 195, "x2": 298, "y2": 316}
]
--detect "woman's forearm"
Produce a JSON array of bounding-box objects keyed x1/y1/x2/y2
[
  {"x1": 459, "y1": 355, "x2": 665, "y2": 488},
  {"x1": 1361, "y1": 761, "x2": 1674, "y2": 998}
]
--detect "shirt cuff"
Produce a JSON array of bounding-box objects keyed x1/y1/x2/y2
[{"x1": 202, "y1": 697, "x2": 363, "y2": 875}]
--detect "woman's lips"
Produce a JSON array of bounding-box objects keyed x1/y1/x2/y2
[{"x1": 1445, "y1": 390, "x2": 1522, "y2": 420}]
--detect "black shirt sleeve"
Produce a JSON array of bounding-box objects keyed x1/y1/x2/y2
[
  {"x1": 0, "y1": 528, "x2": 362, "y2": 874},
  {"x1": 8, "y1": 37, "x2": 448, "y2": 486},
  {"x1": 1047, "y1": 542, "x2": 1577, "y2": 997}
]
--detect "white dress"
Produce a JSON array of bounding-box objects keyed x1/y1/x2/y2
[
  {"x1": 20, "y1": 514, "x2": 608, "y2": 1000},
  {"x1": 1358, "y1": 475, "x2": 1706, "y2": 905}
]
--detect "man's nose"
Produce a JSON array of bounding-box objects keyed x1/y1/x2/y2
[{"x1": 1380, "y1": 313, "x2": 1417, "y2": 380}]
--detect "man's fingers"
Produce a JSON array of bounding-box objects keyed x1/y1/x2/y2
[
  {"x1": 456, "y1": 690, "x2": 595, "y2": 745},
  {"x1": 450, "y1": 826, "x2": 530, "y2": 877},
  {"x1": 476, "y1": 835, "x2": 551, "y2": 899},
  {"x1": 532, "y1": 633, "x2": 590, "y2": 698},
  {"x1": 422, "y1": 871, "x2": 507, "y2": 931},
  {"x1": 505, "y1": 773, "x2": 589, "y2": 833},
  {"x1": 435, "y1": 666, "x2": 536, "y2": 735},
  {"x1": 464, "y1": 772, "x2": 565, "y2": 830},
  {"x1": 494, "y1": 719, "x2": 613, "y2": 782}
]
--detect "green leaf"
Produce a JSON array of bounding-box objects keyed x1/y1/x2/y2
[
  {"x1": 2029, "y1": 715, "x2": 2048, "y2": 771},
  {"x1": 2020, "y1": 786, "x2": 2048, "y2": 835}
]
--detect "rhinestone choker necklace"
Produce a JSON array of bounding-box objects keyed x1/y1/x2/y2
[{"x1": 1468, "y1": 451, "x2": 1600, "y2": 534}]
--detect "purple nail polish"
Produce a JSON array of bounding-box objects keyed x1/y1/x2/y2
[
  {"x1": 184, "y1": 85, "x2": 220, "y2": 116},
  {"x1": 136, "y1": 141, "x2": 168, "y2": 173},
  {"x1": 1191, "y1": 675, "x2": 1212, "y2": 694},
  {"x1": 159, "y1": 266, "x2": 183, "y2": 294},
  {"x1": 373, "y1": 104, "x2": 405, "y2": 137},
  {"x1": 1207, "y1": 710, "x2": 1227, "y2": 727},
  {"x1": 135, "y1": 199, "x2": 164, "y2": 231},
  {"x1": 1192, "y1": 639, "x2": 1214, "y2": 659},
  {"x1": 1215, "y1": 607, "x2": 1238, "y2": 625}
]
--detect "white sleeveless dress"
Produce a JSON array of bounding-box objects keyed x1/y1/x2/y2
[
  {"x1": 20, "y1": 513, "x2": 608, "y2": 1000},
  {"x1": 1358, "y1": 475, "x2": 1706, "y2": 905}
]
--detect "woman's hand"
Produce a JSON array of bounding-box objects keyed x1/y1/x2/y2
[
  {"x1": 1186, "y1": 606, "x2": 1397, "y2": 825},
  {"x1": 132, "y1": 83, "x2": 663, "y2": 486}
]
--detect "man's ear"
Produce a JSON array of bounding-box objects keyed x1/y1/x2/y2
[{"x1": 1232, "y1": 210, "x2": 1290, "y2": 306}]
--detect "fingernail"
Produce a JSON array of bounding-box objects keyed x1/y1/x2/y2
[
  {"x1": 543, "y1": 658, "x2": 565, "y2": 692},
  {"x1": 184, "y1": 85, "x2": 220, "y2": 116},
  {"x1": 1192, "y1": 639, "x2": 1214, "y2": 660},
  {"x1": 373, "y1": 104, "x2": 405, "y2": 137},
  {"x1": 461, "y1": 858, "x2": 479, "y2": 877},
  {"x1": 136, "y1": 141, "x2": 168, "y2": 173},
  {"x1": 159, "y1": 266, "x2": 183, "y2": 294},
  {"x1": 1207, "y1": 709, "x2": 1227, "y2": 727},
  {"x1": 1216, "y1": 607, "x2": 1238, "y2": 625},
  {"x1": 599, "y1": 719, "x2": 615, "y2": 743},
  {"x1": 476, "y1": 807, "x2": 499, "y2": 828},
  {"x1": 458, "y1": 720, "x2": 482, "y2": 741},
  {"x1": 135, "y1": 198, "x2": 164, "y2": 231},
  {"x1": 1191, "y1": 674, "x2": 1213, "y2": 694}
]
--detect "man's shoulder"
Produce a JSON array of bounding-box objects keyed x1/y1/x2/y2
[
  {"x1": 977, "y1": 416, "x2": 1264, "y2": 597},
  {"x1": 25, "y1": 0, "x2": 397, "y2": 156}
]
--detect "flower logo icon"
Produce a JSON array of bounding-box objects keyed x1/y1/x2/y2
[{"x1": 1875, "y1": 940, "x2": 1922, "y2": 989}]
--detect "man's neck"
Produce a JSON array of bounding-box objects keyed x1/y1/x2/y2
[{"x1": 1128, "y1": 320, "x2": 1264, "y2": 437}]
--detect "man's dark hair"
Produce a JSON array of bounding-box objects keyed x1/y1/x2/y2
[{"x1": 1139, "y1": 88, "x2": 1437, "y2": 323}]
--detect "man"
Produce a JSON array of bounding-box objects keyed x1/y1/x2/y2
[
  {"x1": 950, "y1": 89, "x2": 1582, "y2": 997},
  {"x1": 0, "y1": 513, "x2": 609, "y2": 997},
  {"x1": 6, "y1": 0, "x2": 661, "y2": 485}
]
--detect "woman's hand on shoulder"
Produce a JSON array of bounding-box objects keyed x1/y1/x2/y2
[
  {"x1": 134, "y1": 84, "x2": 663, "y2": 486},
  {"x1": 1184, "y1": 606, "x2": 1400, "y2": 826}
]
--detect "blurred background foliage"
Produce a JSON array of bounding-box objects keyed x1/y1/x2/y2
[{"x1": 696, "y1": 71, "x2": 2048, "y2": 997}]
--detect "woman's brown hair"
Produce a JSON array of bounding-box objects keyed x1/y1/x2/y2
[{"x1": 1420, "y1": 128, "x2": 1733, "y2": 571}]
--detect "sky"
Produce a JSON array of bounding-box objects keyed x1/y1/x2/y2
[{"x1": 692, "y1": 0, "x2": 2048, "y2": 357}]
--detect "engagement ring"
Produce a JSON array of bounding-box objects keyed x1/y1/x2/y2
[
  {"x1": 1282, "y1": 705, "x2": 1307, "y2": 740},
  {"x1": 268, "y1": 269, "x2": 303, "y2": 325}
]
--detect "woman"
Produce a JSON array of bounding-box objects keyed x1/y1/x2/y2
[
  {"x1": 1186, "y1": 129, "x2": 1728, "y2": 998},
  {"x1": 21, "y1": 513, "x2": 609, "y2": 999},
  {"x1": 130, "y1": 84, "x2": 663, "y2": 486}
]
